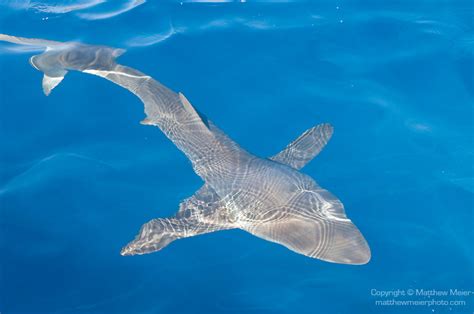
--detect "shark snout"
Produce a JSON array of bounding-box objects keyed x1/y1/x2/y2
[
  {"x1": 339, "y1": 239, "x2": 371, "y2": 265},
  {"x1": 320, "y1": 220, "x2": 372, "y2": 265}
]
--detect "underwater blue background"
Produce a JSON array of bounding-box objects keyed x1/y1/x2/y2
[{"x1": 0, "y1": 1, "x2": 473, "y2": 313}]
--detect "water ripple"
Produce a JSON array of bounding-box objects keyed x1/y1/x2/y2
[
  {"x1": 0, "y1": 0, "x2": 145, "y2": 20},
  {"x1": 31, "y1": 0, "x2": 105, "y2": 13},
  {"x1": 0, "y1": 152, "x2": 115, "y2": 195},
  {"x1": 1, "y1": 0, "x2": 105, "y2": 13},
  {"x1": 126, "y1": 23, "x2": 176, "y2": 47},
  {"x1": 77, "y1": 0, "x2": 145, "y2": 20}
]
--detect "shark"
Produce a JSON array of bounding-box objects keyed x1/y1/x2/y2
[{"x1": 0, "y1": 34, "x2": 371, "y2": 265}]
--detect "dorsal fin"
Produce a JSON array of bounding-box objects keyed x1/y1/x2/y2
[
  {"x1": 270, "y1": 123, "x2": 333, "y2": 170},
  {"x1": 179, "y1": 92, "x2": 210, "y2": 128},
  {"x1": 179, "y1": 92, "x2": 198, "y2": 116}
]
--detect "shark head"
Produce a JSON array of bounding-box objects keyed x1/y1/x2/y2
[
  {"x1": 238, "y1": 162, "x2": 371, "y2": 265},
  {"x1": 280, "y1": 187, "x2": 372, "y2": 265},
  {"x1": 245, "y1": 198, "x2": 371, "y2": 265}
]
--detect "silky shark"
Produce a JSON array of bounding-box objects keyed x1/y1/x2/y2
[{"x1": 0, "y1": 34, "x2": 371, "y2": 264}]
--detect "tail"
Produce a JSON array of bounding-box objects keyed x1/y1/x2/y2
[
  {"x1": 0, "y1": 34, "x2": 245, "y2": 183},
  {"x1": 0, "y1": 33, "x2": 124, "y2": 96}
]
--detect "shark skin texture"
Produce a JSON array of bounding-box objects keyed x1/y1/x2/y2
[{"x1": 0, "y1": 34, "x2": 371, "y2": 265}]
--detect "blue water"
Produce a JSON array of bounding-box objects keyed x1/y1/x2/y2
[{"x1": 0, "y1": 1, "x2": 473, "y2": 313}]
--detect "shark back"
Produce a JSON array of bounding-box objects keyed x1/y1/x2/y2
[{"x1": 85, "y1": 64, "x2": 253, "y2": 182}]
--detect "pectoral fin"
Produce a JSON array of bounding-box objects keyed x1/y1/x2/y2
[
  {"x1": 122, "y1": 184, "x2": 234, "y2": 256},
  {"x1": 120, "y1": 218, "x2": 180, "y2": 256},
  {"x1": 270, "y1": 123, "x2": 333, "y2": 170}
]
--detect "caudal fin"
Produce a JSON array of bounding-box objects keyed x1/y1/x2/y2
[
  {"x1": 0, "y1": 33, "x2": 124, "y2": 96},
  {"x1": 0, "y1": 34, "x2": 70, "y2": 95}
]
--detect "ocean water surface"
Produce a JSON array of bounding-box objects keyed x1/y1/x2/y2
[{"x1": 0, "y1": 1, "x2": 473, "y2": 313}]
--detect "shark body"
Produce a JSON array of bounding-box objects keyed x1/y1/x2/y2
[{"x1": 0, "y1": 34, "x2": 370, "y2": 264}]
